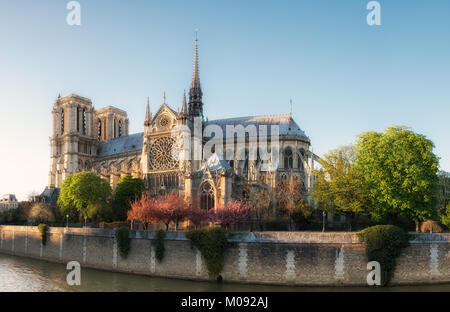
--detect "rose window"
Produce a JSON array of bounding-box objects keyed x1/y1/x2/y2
[
  {"x1": 149, "y1": 137, "x2": 179, "y2": 170},
  {"x1": 159, "y1": 115, "x2": 170, "y2": 129}
]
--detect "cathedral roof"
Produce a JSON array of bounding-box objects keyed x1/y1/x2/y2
[
  {"x1": 205, "y1": 114, "x2": 309, "y2": 141},
  {"x1": 97, "y1": 132, "x2": 143, "y2": 158}
]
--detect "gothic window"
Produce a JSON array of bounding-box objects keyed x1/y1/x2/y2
[
  {"x1": 148, "y1": 173, "x2": 179, "y2": 195},
  {"x1": 82, "y1": 109, "x2": 86, "y2": 135},
  {"x1": 76, "y1": 107, "x2": 80, "y2": 132},
  {"x1": 297, "y1": 152, "x2": 305, "y2": 173},
  {"x1": 61, "y1": 109, "x2": 65, "y2": 135},
  {"x1": 149, "y1": 137, "x2": 179, "y2": 170},
  {"x1": 118, "y1": 120, "x2": 122, "y2": 137},
  {"x1": 200, "y1": 182, "x2": 215, "y2": 211},
  {"x1": 114, "y1": 119, "x2": 117, "y2": 138},
  {"x1": 284, "y1": 147, "x2": 293, "y2": 169},
  {"x1": 98, "y1": 119, "x2": 102, "y2": 139}
]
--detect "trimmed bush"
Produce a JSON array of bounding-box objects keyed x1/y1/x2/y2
[
  {"x1": 115, "y1": 227, "x2": 130, "y2": 258},
  {"x1": 358, "y1": 225, "x2": 409, "y2": 286},
  {"x1": 152, "y1": 229, "x2": 165, "y2": 262},
  {"x1": 37, "y1": 224, "x2": 48, "y2": 246},
  {"x1": 186, "y1": 227, "x2": 231, "y2": 279}
]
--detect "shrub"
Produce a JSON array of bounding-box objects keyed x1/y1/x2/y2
[
  {"x1": 152, "y1": 229, "x2": 165, "y2": 262},
  {"x1": 420, "y1": 220, "x2": 443, "y2": 233},
  {"x1": 37, "y1": 224, "x2": 48, "y2": 246},
  {"x1": 358, "y1": 225, "x2": 409, "y2": 286},
  {"x1": 0, "y1": 209, "x2": 18, "y2": 224},
  {"x1": 115, "y1": 227, "x2": 130, "y2": 258},
  {"x1": 291, "y1": 198, "x2": 313, "y2": 229},
  {"x1": 186, "y1": 227, "x2": 232, "y2": 279},
  {"x1": 440, "y1": 204, "x2": 450, "y2": 229}
]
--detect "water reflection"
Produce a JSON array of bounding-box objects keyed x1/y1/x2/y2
[{"x1": 0, "y1": 253, "x2": 449, "y2": 292}]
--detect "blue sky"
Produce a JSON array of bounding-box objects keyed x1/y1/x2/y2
[{"x1": 0, "y1": 0, "x2": 449, "y2": 200}]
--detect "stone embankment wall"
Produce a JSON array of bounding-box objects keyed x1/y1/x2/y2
[{"x1": 0, "y1": 225, "x2": 449, "y2": 286}]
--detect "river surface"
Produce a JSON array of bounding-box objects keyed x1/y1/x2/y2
[{"x1": 0, "y1": 253, "x2": 449, "y2": 292}]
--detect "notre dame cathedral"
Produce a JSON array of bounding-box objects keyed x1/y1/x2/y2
[{"x1": 48, "y1": 38, "x2": 318, "y2": 210}]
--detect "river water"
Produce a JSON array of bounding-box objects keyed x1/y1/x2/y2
[{"x1": 0, "y1": 253, "x2": 449, "y2": 292}]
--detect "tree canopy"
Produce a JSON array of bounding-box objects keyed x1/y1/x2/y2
[
  {"x1": 311, "y1": 145, "x2": 368, "y2": 220},
  {"x1": 114, "y1": 175, "x2": 146, "y2": 221},
  {"x1": 57, "y1": 172, "x2": 112, "y2": 221},
  {"x1": 354, "y1": 126, "x2": 439, "y2": 223}
]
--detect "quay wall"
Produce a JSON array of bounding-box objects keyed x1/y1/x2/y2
[{"x1": 0, "y1": 225, "x2": 449, "y2": 286}]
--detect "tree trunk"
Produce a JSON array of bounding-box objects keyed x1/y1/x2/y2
[{"x1": 415, "y1": 221, "x2": 419, "y2": 233}]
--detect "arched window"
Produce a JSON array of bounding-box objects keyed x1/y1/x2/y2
[
  {"x1": 118, "y1": 120, "x2": 122, "y2": 137},
  {"x1": 298, "y1": 149, "x2": 305, "y2": 170},
  {"x1": 76, "y1": 107, "x2": 80, "y2": 132},
  {"x1": 284, "y1": 147, "x2": 293, "y2": 169},
  {"x1": 201, "y1": 182, "x2": 215, "y2": 211},
  {"x1": 98, "y1": 119, "x2": 102, "y2": 139},
  {"x1": 82, "y1": 109, "x2": 86, "y2": 135},
  {"x1": 61, "y1": 109, "x2": 65, "y2": 135},
  {"x1": 297, "y1": 154, "x2": 304, "y2": 171},
  {"x1": 114, "y1": 119, "x2": 117, "y2": 138}
]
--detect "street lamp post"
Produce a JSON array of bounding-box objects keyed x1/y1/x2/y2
[
  {"x1": 322, "y1": 211, "x2": 326, "y2": 232},
  {"x1": 66, "y1": 215, "x2": 69, "y2": 228},
  {"x1": 84, "y1": 216, "x2": 87, "y2": 228}
]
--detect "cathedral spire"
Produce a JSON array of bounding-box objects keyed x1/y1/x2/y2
[
  {"x1": 191, "y1": 31, "x2": 200, "y2": 89},
  {"x1": 181, "y1": 90, "x2": 188, "y2": 114},
  {"x1": 145, "y1": 97, "x2": 152, "y2": 125},
  {"x1": 188, "y1": 31, "x2": 203, "y2": 118}
]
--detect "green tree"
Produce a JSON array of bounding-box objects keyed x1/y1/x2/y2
[
  {"x1": 57, "y1": 172, "x2": 113, "y2": 222},
  {"x1": 311, "y1": 145, "x2": 369, "y2": 228},
  {"x1": 437, "y1": 171, "x2": 450, "y2": 226},
  {"x1": 355, "y1": 126, "x2": 439, "y2": 228},
  {"x1": 114, "y1": 175, "x2": 146, "y2": 221},
  {"x1": 440, "y1": 203, "x2": 450, "y2": 228}
]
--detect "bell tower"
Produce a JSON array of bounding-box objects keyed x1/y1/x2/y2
[{"x1": 48, "y1": 94, "x2": 97, "y2": 188}]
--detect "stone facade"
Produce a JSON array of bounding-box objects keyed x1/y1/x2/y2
[
  {"x1": 0, "y1": 194, "x2": 18, "y2": 213},
  {"x1": 48, "y1": 37, "x2": 318, "y2": 208},
  {"x1": 1, "y1": 225, "x2": 449, "y2": 286}
]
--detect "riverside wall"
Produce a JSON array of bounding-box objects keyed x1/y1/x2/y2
[{"x1": 0, "y1": 225, "x2": 449, "y2": 286}]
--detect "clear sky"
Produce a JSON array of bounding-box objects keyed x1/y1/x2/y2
[{"x1": 0, "y1": 0, "x2": 449, "y2": 200}]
